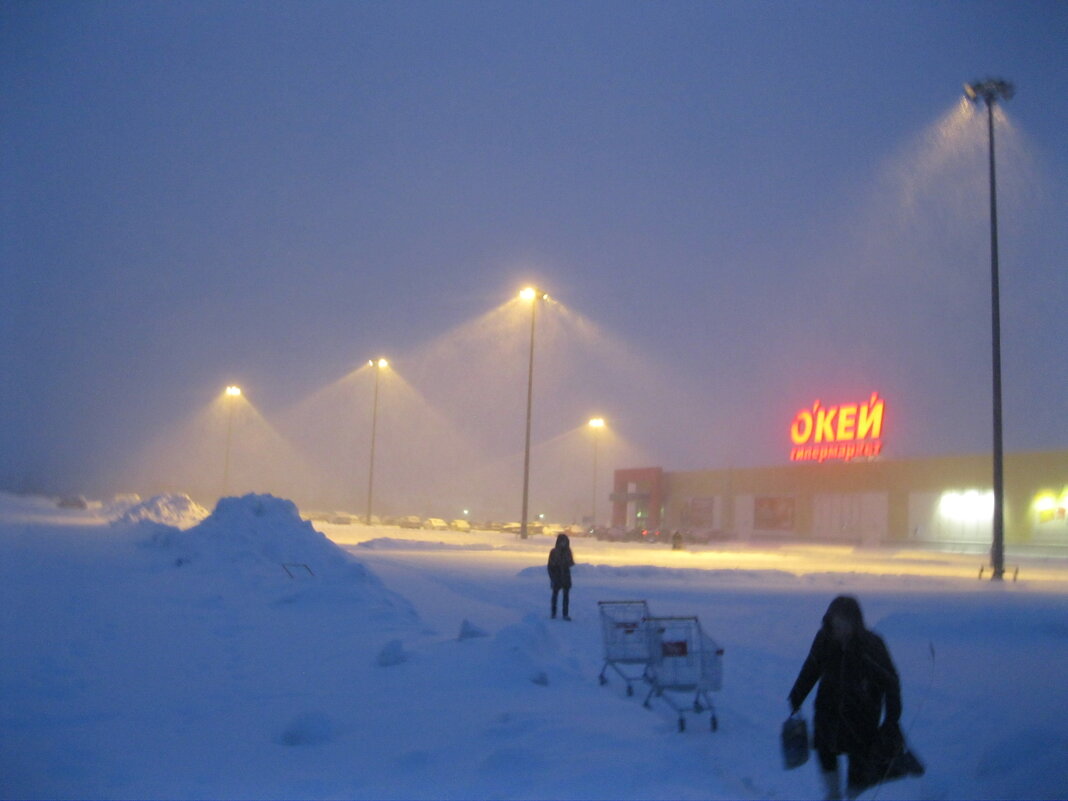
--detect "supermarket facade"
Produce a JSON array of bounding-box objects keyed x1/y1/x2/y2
[{"x1": 610, "y1": 393, "x2": 1068, "y2": 550}]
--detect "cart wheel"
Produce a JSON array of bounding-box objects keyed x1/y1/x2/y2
[
  {"x1": 626, "y1": 685, "x2": 634, "y2": 697},
  {"x1": 678, "y1": 717, "x2": 686, "y2": 733},
  {"x1": 711, "y1": 715, "x2": 718, "y2": 732}
]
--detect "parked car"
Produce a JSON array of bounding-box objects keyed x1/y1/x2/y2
[
  {"x1": 398, "y1": 515, "x2": 423, "y2": 529},
  {"x1": 449, "y1": 519, "x2": 471, "y2": 532},
  {"x1": 640, "y1": 528, "x2": 664, "y2": 543},
  {"x1": 501, "y1": 521, "x2": 544, "y2": 535},
  {"x1": 424, "y1": 518, "x2": 449, "y2": 530}
]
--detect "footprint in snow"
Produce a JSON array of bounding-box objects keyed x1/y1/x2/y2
[{"x1": 276, "y1": 711, "x2": 339, "y2": 746}]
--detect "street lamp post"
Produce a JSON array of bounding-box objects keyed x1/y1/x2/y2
[
  {"x1": 366, "y1": 358, "x2": 388, "y2": 525},
  {"x1": 964, "y1": 78, "x2": 1014, "y2": 581},
  {"x1": 519, "y1": 287, "x2": 547, "y2": 539},
  {"x1": 221, "y1": 385, "x2": 242, "y2": 497},
  {"x1": 588, "y1": 418, "x2": 605, "y2": 526}
]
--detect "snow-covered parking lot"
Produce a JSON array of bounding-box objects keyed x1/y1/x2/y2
[{"x1": 2, "y1": 492, "x2": 1067, "y2": 800}]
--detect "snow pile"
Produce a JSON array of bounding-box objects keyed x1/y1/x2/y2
[
  {"x1": 138, "y1": 494, "x2": 421, "y2": 625},
  {"x1": 113, "y1": 492, "x2": 208, "y2": 528},
  {"x1": 144, "y1": 493, "x2": 360, "y2": 579},
  {"x1": 487, "y1": 613, "x2": 576, "y2": 687}
]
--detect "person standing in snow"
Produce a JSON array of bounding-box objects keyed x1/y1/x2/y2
[
  {"x1": 788, "y1": 595, "x2": 903, "y2": 800},
  {"x1": 547, "y1": 533, "x2": 575, "y2": 620}
]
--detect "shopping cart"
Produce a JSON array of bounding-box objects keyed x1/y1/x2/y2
[
  {"x1": 642, "y1": 615, "x2": 724, "y2": 732},
  {"x1": 597, "y1": 600, "x2": 653, "y2": 696}
]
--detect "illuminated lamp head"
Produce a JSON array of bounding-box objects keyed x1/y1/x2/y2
[{"x1": 519, "y1": 287, "x2": 548, "y2": 302}]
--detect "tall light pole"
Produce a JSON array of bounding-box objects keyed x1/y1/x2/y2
[
  {"x1": 519, "y1": 287, "x2": 548, "y2": 539},
  {"x1": 366, "y1": 358, "x2": 388, "y2": 525},
  {"x1": 964, "y1": 78, "x2": 1014, "y2": 581},
  {"x1": 588, "y1": 417, "x2": 605, "y2": 526},
  {"x1": 221, "y1": 385, "x2": 242, "y2": 498}
]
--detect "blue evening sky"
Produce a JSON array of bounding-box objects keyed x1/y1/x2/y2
[{"x1": 3, "y1": 1, "x2": 1066, "y2": 497}]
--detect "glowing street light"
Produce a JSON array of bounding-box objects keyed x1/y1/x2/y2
[
  {"x1": 588, "y1": 417, "x2": 605, "y2": 526},
  {"x1": 964, "y1": 78, "x2": 1014, "y2": 581},
  {"x1": 221, "y1": 385, "x2": 242, "y2": 497},
  {"x1": 519, "y1": 287, "x2": 548, "y2": 539},
  {"x1": 366, "y1": 358, "x2": 388, "y2": 525}
]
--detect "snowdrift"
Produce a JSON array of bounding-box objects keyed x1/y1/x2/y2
[
  {"x1": 112, "y1": 492, "x2": 208, "y2": 528},
  {"x1": 143, "y1": 494, "x2": 352, "y2": 574},
  {"x1": 138, "y1": 493, "x2": 419, "y2": 623}
]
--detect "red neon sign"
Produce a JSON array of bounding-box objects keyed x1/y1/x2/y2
[{"x1": 789, "y1": 392, "x2": 885, "y2": 463}]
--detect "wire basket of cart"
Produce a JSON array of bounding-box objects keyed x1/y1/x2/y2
[
  {"x1": 597, "y1": 600, "x2": 654, "y2": 696},
  {"x1": 642, "y1": 615, "x2": 724, "y2": 732}
]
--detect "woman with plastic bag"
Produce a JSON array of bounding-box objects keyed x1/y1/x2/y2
[{"x1": 788, "y1": 595, "x2": 912, "y2": 800}]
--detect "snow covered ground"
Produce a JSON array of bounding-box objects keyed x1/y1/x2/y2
[{"x1": 2, "y1": 492, "x2": 1067, "y2": 800}]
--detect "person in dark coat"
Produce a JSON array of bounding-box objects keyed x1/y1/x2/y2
[
  {"x1": 546, "y1": 533, "x2": 575, "y2": 620},
  {"x1": 788, "y1": 595, "x2": 902, "y2": 800}
]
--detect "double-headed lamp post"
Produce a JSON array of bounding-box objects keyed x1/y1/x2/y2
[
  {"x1": 519, "y1": 287, "x2": 548, "y2": 539},
  {"x1": 588, "y1": 418, "x2": 605, "y2": 526},
  {"x1": 964, "y1": 78, "x2": 1014, "y2": 582},
  {"x1": 366, "y1": 358, "x2": 388, "y2": 525},
  {"x1": 222, "y1": 385, "x2": 242, "y2": 497}
]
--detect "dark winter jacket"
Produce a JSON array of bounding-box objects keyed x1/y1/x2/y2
[
  {"x1": 547, "y1": 534, "x2": 575, "y2": 590},
  {"x1": 788, "y1": 596, "x2": 902, "y2": 756}
]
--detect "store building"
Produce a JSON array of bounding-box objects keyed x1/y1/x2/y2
[{"x1": 610, "y1": 393, "x2": 1068, "y2": 550}]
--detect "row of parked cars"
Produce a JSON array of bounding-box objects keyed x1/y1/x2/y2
[
  {"x1": 312, "y1": 512, "x2": 592, "y2": 538},
  {"x1": 308, "y1": 512, "x2": 470, "y2": 531},
  {"x1": 477, "y1": 521, "x2": 578, "y2": 536},
  {"x1": 309, "y1": 512, "x2": 722, "y2": 544},
  {"x1": 394, "y1": 518, "x2": 587, "y2": 537},
  {"x1": 389, "y1": 520, "x2": 724, "y2": 542},
  {"x1": 394, "y1": 515, "x2": 472, "y2": 531},
  {"x1": 590, "y1": 526, "x2": 725, "y2": 544}
]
